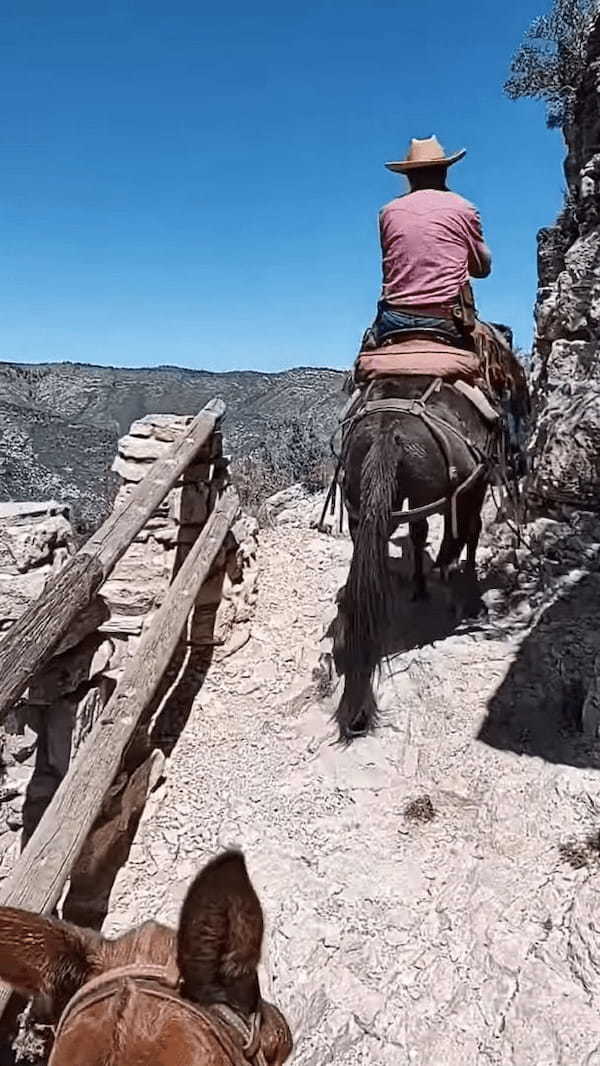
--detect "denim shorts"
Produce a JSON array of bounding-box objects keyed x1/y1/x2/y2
[{"x1": 374, "y1": 302, "x2": 466, "y2": 348}]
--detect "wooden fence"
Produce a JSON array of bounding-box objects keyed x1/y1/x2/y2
[{"x1": 0, "y1": 397, "x2": 239, "y2": 1022}]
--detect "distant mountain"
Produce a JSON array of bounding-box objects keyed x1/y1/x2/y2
[{"x1": 0, "y1": 361, "x2": 347, "y2": 528}]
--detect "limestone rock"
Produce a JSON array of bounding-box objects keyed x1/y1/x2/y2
[
  {"x1": 151, "y1": 525, "x2": 202, "y2": 546},
  {"x1": 0, "y1": 503, "x2": 76, "y2": 633},
  {"x1": 28, "y1": 636, "x2": 115, "y2": 703},
  {"x1": 111, "y1": 454, "x2": 151, "y2": 483},
  {"x1": 129, "y1": 414, "x2": 193, "y2": 439},
  {"x1": 0, "y1": 501, "x2": 67, "y2": 521},
  {"x1": 6, "y1": 513, "x2": 73, "y2": 573},
  {"x1": 0, "y1": 570, "x2": 49, "y2": 630},
  {"x1": 99, "y1": 613, "x2": 145, "y2": 636},
  {"x1": 530, "y1": 388, "x2": 600, "y2": 509},
  {"x1": 117, "y1": 435, "x2": 172, "y2": 462},
  {"x1": 101, "y1": 540, "x2": 174, "y2": 615},
  {"x1": 0, "y1": 502, "x2": 72, "y2": 575},
  {"x1": 170, "y1": 483, "x2": 209, "y2": 526},
  {"x1": 260, "y1": 484, "x2": 337, "y2": 530},
  {"x1": 530, "y1": 24, "x2": 600, "y2": 512},
  {"x1": 545, "y1": 339, "x2": 600, "y2": 388},
  {"x1": 2, "y1": 719, "x2": 37, "y2": 767},
  {"x1": 71, "y1": 681, "x2": 112, "y2": 754},
  {"x1": 260, "y1": 484, "x2": 312, "y2": 526}
]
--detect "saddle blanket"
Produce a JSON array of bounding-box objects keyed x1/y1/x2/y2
[{"x1": 357, "y1": 338, "x2": 481, "y2": 382}]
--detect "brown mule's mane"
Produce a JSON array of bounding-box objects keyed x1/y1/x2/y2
[{"x1": 98, "y1": 920, "x2": 178, "y2": 977}]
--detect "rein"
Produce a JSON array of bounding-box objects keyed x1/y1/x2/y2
[{"x1": 52, "y1": 964, "x2": 266, "y2": 1066}]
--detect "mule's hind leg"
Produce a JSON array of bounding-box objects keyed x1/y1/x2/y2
[
  {"x1": 463, "y1": 484, "x2": 487, "y2": 615},
  {"x1": 436, "y1": 484, "x2": 486, "y2": 617},
  {"x1": 466, "y1": 509, "x2": 483, "y2": 573},
  {"x1": 436, "y1": 524, "x2": 463, "y2": 584},
  {"x1": 410, "y1": 519, "x2": 429, "y2": 601},
  {"x1": 437, "y1": 525, "x2": 470, "y2": 620}
]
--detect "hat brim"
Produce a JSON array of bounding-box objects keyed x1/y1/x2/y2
[{"x1": 385, "y1": 149, "x2": 466, "y2": 174}]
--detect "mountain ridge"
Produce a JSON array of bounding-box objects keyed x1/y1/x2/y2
[{"x1": 0, "y1": 360, "x2": 347, "y2": 527}]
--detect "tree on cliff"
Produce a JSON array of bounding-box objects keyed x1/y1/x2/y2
[{"x1": 505, "y1": 0, "x2": 597, "y2": 128}]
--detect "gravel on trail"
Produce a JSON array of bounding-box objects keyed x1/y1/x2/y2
[{"x1": 106, "y1": 509, "x2": 600, "y2": 1066}]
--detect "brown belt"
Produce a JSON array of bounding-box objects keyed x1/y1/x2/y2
[{"x1": 385, "y1": 302, "x2": 456, "y2": 321}]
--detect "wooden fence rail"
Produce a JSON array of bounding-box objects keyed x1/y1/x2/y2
[
  {"x1": 0, "y1": 397, "x2": 225, "y2": 725},
  {"x1": 0, "y1": 482, "x2": 239, "y2": 1019}
]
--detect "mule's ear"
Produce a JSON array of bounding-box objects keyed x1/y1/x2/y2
[
  {"x1": 0, "y1": 907, "x2": 95, "y2": 1020},
  {"x1": 177, "y1": 850, "x2": 263, "y2": 1013}
]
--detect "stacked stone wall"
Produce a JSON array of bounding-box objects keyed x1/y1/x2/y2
[{"x1": 0, "y1": 413, "x2": 257, "y2": 902}]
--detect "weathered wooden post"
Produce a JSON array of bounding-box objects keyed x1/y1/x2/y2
[{"x1": 0, "y1": 397, "x2": 258, "y2": 1034}]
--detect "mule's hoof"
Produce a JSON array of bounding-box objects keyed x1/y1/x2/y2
[
  {"x1": 339, "y1": 721, "x2": 369, "y2": 744},
  {"x1": 464, "y1": 599, "x2": 488, "y2": 621}
]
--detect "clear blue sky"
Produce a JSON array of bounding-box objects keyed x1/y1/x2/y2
[{"x1": 1, "y1": 1, "x2": 565, "y2": 372}]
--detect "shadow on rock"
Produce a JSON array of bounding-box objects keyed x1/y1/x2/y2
[
  {"x1": 61, "y1": 639, "x2": 213, "y2": 932},
  {"x1": 329, "y1": 530, "x2": 487, "y2": 678},
  {"x1": 479, "y1": 571, "x2": 600, "y2": 770}
]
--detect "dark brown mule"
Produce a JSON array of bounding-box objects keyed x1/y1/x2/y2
[
  {"x1": 0, "y1": 850, "x2": 292, "y2": 1066},
  {"x1": 336, "y1": 374, "x2": 497, "y2": 742}
]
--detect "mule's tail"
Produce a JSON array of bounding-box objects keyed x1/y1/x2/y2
[{"x1": 336, "y1": 427, "x2": 398, "y2": 739}]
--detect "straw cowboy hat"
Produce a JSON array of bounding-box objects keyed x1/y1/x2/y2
[{"x1": 385, "y1": 135, "x2": 466, "y2": 174}]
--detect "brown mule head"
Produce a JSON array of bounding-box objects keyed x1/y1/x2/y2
[{"x1": 0, "y1": 850, "x2": 292, "y2": 1066}]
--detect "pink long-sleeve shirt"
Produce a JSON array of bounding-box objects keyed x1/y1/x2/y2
[{"x1": 379, "y1": 189, "x2": 491, "y2": 307}]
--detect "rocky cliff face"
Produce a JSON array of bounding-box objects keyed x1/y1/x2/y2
[{"x1": 530, "y1": 16, "x2": 600, "y2": 510}]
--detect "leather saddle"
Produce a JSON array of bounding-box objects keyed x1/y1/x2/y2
[
  {"x1": 361, "y1": 326, "x2": 470, "y2": 352},
  {"x1": 380, "y1": 327, "x2": 470, "y2": 349}
]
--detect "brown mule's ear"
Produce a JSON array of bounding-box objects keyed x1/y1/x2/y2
[
  {"x1": 0, "y1": 907, "x2": 96, "y2": 1020},
  {"x1": 177, "y1": 850, "x2": 263, "y2": 1014},
  {"x1": 259, "y1": 1001, "x2": 293, "y2": 1065}
]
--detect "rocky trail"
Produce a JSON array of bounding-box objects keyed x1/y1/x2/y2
[
  {"x1": 102, "y1": 490, "x2": 600, "y2": 1066},
  {"x1": 4, "y1": 11, "x2": 600, "y2": 1058}
]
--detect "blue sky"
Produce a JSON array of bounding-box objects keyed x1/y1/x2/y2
[{"x1": 1, "y1": 1, "x2": 565, "y2": 372}]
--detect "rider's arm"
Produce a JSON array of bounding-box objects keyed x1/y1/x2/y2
[
  {"x1": 378, "y1": 207, "x2": 388, "y2": 285},
  {"x1": 378, "y1": 208, "x2": 386, "y2": 257},
  {"x1": 470, "y1": 240, "x2": 492, "y2": 278},
  {"x1": 465, "y1": 206, "x2": 492, "y2": 279}
]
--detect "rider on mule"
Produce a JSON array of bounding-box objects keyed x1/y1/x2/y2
[
  {"x1": 372, "y1": 135, "x2": 491, "y2": 349},
  {"x1": 331, "y1": 138, "x2": 530, "y2": 743},
  {"x1": 358, "y1": 135, "x2": 528, "y2": 464}
]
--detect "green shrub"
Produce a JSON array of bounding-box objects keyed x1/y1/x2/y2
[{"x1": 505, "y1": 0, "x2": 596, "y2": 128}]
